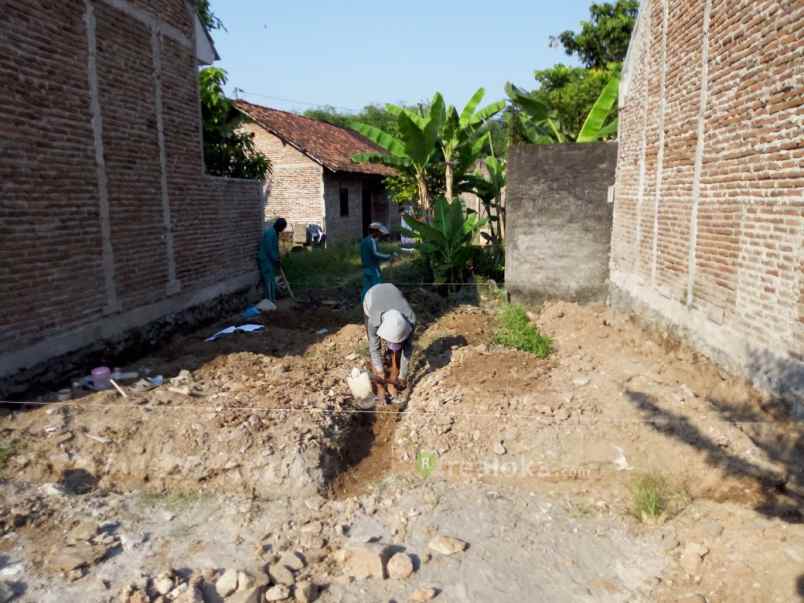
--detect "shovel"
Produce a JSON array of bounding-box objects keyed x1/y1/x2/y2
[
  {"x1": 279, "y1": 266, "x2": 314, "y2": 309},
  {"x1": 279, "y1": 266, "x2": 297, "y2": 301}
]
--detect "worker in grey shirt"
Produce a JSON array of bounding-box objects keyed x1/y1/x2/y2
[{"x1": 363, "y1": 283, "x2": 416, "y2": 401}]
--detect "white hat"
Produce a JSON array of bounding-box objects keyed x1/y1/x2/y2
[
  {"x1": 369, "y1": 222, "x2": 390, "y2": 235},
  {"x1": 377, "y1": 310, "x2": 412, "y2": 344}
]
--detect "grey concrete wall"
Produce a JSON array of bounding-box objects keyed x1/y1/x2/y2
[{"x1": 505, "y1": 142, "x2": 618, "y2": 304}]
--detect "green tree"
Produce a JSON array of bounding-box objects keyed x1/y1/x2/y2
[
  {"x1": 200, "y1": 68, "x2": 270, "y2": 180},
  {"x1": 438, "y1": 88, "x2": 505, "y2": 200},
  {"x1": 528, "y1": 63, "x2": 620, "y2": 138},
  {"x1": 304, "y1": 104, "x2": 399, "y2": 134},
  {"x1": 351, "y1": 93, "x2": 447, "y2": 212},
  {"x1": 402, "y1": 196, "x2": 486, "y2": 286},
  {"x1": 551, "y1": 0, "x2": 639, "y2": 68},
  {"x1": 460, "y1": 155, "x2": 506, "y2": 243},
  {"x1": 304, "y1": 103, "x2": 446, "y2": 207},
  {"x1": 196, "y1": 0, "x2": 225, "y2": 32},
  {"x1": 505, "y1": 74, "x2": 620, "y2": 144}
]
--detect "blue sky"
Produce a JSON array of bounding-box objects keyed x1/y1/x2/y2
[{"x1": 211, "y1": 1, "x2": 591, "y2": 114}]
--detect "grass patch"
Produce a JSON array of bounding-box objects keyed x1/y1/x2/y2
[
  {"x1": 282, "y1": 242, "x2": 423, "y2": 292},
  {"x1": 494, "y1": 304, "x2": 552, "y2": 358},
  {"x1": 630, "y1": 473, "x2": 689, "y2": 522},
  {"x1": 631, "y1": 474, "x2": 668, "y2": 521},
  {"x1": 282, "y1": 242, "x2": 363, "y2": 290}
]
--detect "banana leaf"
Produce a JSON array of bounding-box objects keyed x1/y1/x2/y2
[
  {"x1": 468, "y1": 100, "x2": 506, "y2": 126},
  {"x1": 352, "y1": 152, "x2": 410, "y2": 170},
  {"x1": 577, "y1": 75, "x2": 620, "y2": 143},
  {"x1": 350, "y1": 122, "x2": 407, "y2": 157},
  {"x1": 460, "y1": 87, "x2": 486, "y2": 126},
  {"x1": 505, "y1": 82, "x2": 551, "y2": 122}
]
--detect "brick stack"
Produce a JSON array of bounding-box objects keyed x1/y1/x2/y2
[{"x1": 611, "y1": 0, "x2": 803, "y2": 397}]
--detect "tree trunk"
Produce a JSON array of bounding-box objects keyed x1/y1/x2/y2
[
  {"x1": 416, "y1": 172, "x2": 430, "y2": 214},
  {"x1": 497, "y1": 194, "x2": 506, "y2": 240},
  {"x1": 482, "y1": 200, "x2": 498, "y2": 242},
  {"x1": 445, "y1": 161, "x2": 454, "y2": 201}
]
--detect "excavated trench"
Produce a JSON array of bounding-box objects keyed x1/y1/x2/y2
[{"x1": 0, "y1": 299, "x2": 427, "y2": 505}]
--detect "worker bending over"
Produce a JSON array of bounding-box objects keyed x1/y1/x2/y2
[
  {"x1": 361, "y1": 222, "x2": 396, "y2": 301},
  {"x1": 363, "y1": 283, "x2": 416, "y2": 402},
  {"x1": 258, "y1": 218, "x2": 287, "y2": 302}
]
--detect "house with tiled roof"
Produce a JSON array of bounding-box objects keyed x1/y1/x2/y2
[{"x1": 234, "y1": 99, "x2": 401, "y2": 243}]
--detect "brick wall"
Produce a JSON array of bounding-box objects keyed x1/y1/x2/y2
[
  {"x1": 611, "y1": 0, "x2": 804, "y2": 400},
  {"x1": 0, "y1": 0, "x2": 262, "y2": 383},
  {"x1": 324, "y1": 173, "x2": 366, "y2": 243},
  {"x1": 242, "y1": 123, "x2": 324, "y2": 229},
  {"x1": 322, "y1": 173, "x2": 395, "y2": 243}
]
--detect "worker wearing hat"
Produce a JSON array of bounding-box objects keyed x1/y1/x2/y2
[
  {"x1": 360, "y1": 222, "x2": 397, "y2": 302},
  {"x1": 258, "y1": 218, "x2": 287, "y2": 303},
  {"x1": 363, "y1": 283, "x2": 416, "y2": 401}
]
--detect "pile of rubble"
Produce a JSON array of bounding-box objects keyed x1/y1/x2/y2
[{"x1": 117, "y1": 530, "x2": 463, "y2": 602}]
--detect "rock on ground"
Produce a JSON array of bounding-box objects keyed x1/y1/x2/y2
[
  {"x1": 428, "y1": 534, "x2": 468, "y2": 556},
  {"x1": 342, "y1": 544, "x2": 387, "y2": 579},
  {"x1": 387, "y1": 553, "x2": 415, "y2": 579},
  {"x1": 215, "y1": 568, "x2": 238, "y2": 597},
  {"x1": 409, "y1": 587, "x2": 439, "y2": 601},
  {"x1": 265, "y1": 584, "x2": 290, "y2": 601}
]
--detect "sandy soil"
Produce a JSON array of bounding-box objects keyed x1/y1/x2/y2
[{"x1": 0, "y1": 293, "x2": 801, "y2": 602}]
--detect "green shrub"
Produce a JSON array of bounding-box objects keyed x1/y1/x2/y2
[
  {"x1": 472, "y1": 243, "x2": 505, "y2": 282},
  {"x1": 494, "y1": 304, "x2": 552, "y2": 357},
  {"x1": 402, "y1": 197, "x2": 486, "y2": 287}
]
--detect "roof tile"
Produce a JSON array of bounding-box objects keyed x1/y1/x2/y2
[{"x1": 234, "y1": 99, "x2": 396, "y2": 177}]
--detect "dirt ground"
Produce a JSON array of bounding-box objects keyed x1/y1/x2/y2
[{"x1": 0, "y1": 290, "x2": 802, "y2": 602}]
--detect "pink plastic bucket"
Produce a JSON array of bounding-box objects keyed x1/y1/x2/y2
[{"x1": 91, "y1": 366, "x2": 112, "y2": 390}]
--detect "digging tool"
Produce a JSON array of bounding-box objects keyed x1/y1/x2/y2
[
  {"x1": 279, "y1": 266, "x2": 296, "y2": 301},
  {"x1": 279, "y1": 266, "x2": 317, "y2": 309}
]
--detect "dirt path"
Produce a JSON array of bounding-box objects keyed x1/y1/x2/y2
[{"x1": 0, "y1": 296, "x2": 801, "y2": 602}]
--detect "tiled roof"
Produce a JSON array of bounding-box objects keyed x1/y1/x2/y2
[{"x1": 233, "y1": 99, "x2": 396, "y2": 177}]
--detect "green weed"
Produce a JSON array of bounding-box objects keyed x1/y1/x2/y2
[
  {"x1": 630, "y1": 473, "x2": 690, "y2": 522},
  {"x1": 631, "y1": 474, "x2": 667, "y2": 521},
  {"x1": 494, "y1": 304, "x2": 553, "y2": 358}
]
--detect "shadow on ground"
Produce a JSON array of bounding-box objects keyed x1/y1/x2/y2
[{"x1": 625, "y1": 375, "x2": 804, "y2": 597}]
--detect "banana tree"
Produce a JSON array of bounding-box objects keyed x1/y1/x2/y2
[
  {"x1": 505, "y1": 74, "x2": 620, "y2": 143},
  {"x1": 401, "y1": 196, "x2": 486, "y2": 287},
  {"x1": 351, "y1": 93, "x2": 446, "y2": 212},
  {"x1": 440, "y1": 88, "x2": 505, "y2": 199},
  {"x1": 461, "y1": 155, "x2": 507, "y2": 243},
  {"x1": 575, "y1": 75, "x2": 620, "y2": 142}
]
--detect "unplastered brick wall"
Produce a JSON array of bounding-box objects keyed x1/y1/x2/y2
[
  {"x1": 324, "y1": 173, "x2": 365, "y2": 242},
  {"x1": 0, "y1": 0, "x2": 262, "y2": 383},
  {"x1": 242, "y1": 123, "x2": 324, "y2": 229},
  {"x1": 611, "y1": 0, "x2": 804, "y2": 401}
]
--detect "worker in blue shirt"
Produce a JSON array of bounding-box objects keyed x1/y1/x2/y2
[
  {"x1": 258, "y1": 218, "x2": 287, "y2": 302},
  {"x1": 361, "y1": 222, "x2": 396, "y2": 301}
]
